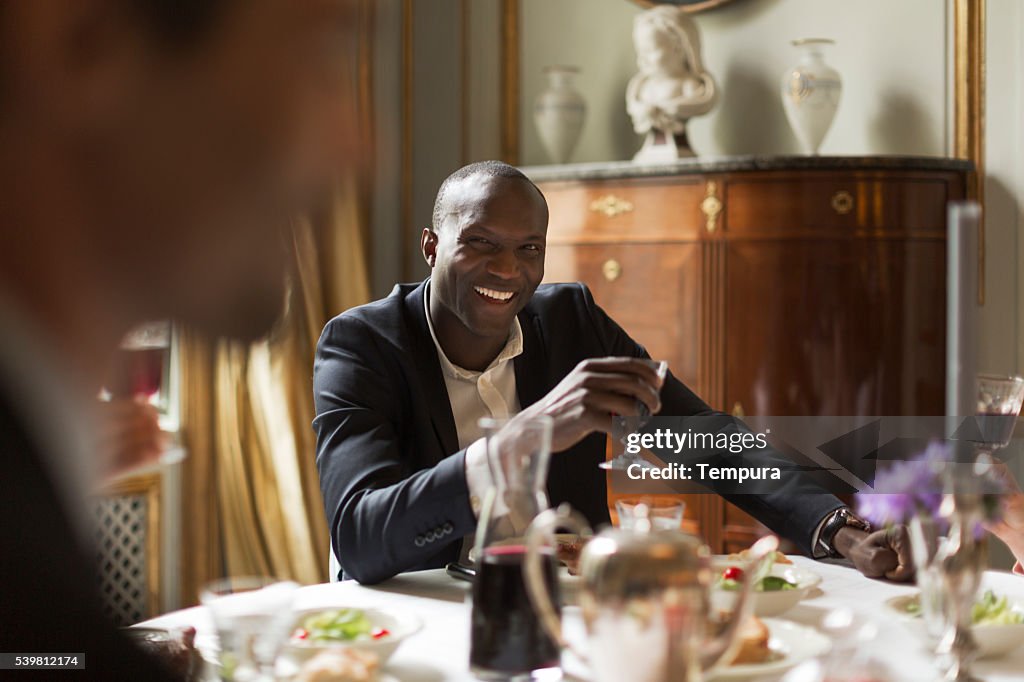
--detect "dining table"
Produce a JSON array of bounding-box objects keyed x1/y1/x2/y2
[{"x1": 139, "y1": 556, "x2": 1024, "y2": 682}]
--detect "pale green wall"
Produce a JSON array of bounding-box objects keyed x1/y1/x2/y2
[{"x1": 520, "y1": 0, "x2": 948, "y2": 164}]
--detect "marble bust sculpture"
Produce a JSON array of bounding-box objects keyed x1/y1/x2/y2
[{"x1": 626, "y1": 6, "x2": 717, "y2": 162}]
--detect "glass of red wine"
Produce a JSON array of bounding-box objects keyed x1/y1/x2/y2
[
  {"x1": 104, "y1": 322, "x2": 170, "y2": 404},
  {"x1": 973, "y1": 374, "x2": 1024, "y2": 452},
  {"x1": 100, "y1": 322, "x2": 182, "y2": 484}
]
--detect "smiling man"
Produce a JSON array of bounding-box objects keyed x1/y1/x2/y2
[{"x1": 314, "y1": 161, "x2": 912, "y2": 585}]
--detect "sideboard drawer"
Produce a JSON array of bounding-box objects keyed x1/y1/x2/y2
[
  {"x1": 544, "y1": 179, "x2": 706, "y2": 243},
  {"x1": 724, "y1": 174, "x2": 950, "y2": 235}
]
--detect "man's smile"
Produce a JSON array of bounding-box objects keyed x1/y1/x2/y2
[{"x1": 473, "y1": 286, "x2": 517, "y2": 304}]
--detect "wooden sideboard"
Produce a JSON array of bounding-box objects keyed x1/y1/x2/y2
[{"x1": 524, "y1": 156, "x2": 971, "y2": 554}]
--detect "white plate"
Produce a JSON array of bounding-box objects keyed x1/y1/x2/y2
[
  {"x1": 708, "y1": 618, "x2": 831, "y2": 680},
  {"x1": 885, "y1": 593, "x2": 1024, "y2": 659},
  {"x1": 710, "y1": 557, "x2": 822, "y2": 617}
]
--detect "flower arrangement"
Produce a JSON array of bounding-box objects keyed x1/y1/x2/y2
[{"x1": 856, "y1": 441, "x2": 1004, "y2": 528}]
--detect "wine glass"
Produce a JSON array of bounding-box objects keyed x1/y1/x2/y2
[
  {"x1": 201, "y1": 577, "x2": 299, "y2": 681},
  {"x1": 972, "y1": 374, "x2": 1024, "y2": 455},
  {"x1": 599, "y1": 359, "x2": 668, "y2": 471}
]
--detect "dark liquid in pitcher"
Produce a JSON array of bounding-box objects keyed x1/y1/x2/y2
[{"x1": 470, "y1": 545, "x2": 561, "y2": 676}]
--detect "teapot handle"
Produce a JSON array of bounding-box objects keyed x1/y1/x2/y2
[
  {"x1": 701, "y1": 534, "x2": 779, "y2": 671},
  {"x1": 524, "y1": 503, "x2": 591, "y2": 662}
]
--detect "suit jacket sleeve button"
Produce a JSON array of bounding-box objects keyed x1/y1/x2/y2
[
  {"x1": 414, "y1": 536, "x2": 425, "y2": 547},
  {"x1": 443, "y1": 522, "x2": 454, "y2": 534}
]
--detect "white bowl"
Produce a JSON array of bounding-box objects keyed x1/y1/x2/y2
[
  {"x1": 710, "y1": 558, "x2": 822, "y2": 618},
  {"x1": 281, "y1": 607, "x2": 421, "y2": 666},
  {"x1": 885, "y1": 593, "x2": 1024, "y2": 659}
]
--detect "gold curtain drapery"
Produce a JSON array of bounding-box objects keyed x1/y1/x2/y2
[{"x1": 178, "y1": 179, "x2": 371, "y2": 602}]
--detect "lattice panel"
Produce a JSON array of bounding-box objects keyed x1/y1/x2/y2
[{"x1": 94, "y1": 494, "x2": 150, "y2": 626}]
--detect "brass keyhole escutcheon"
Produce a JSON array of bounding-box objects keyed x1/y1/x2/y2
[
  {"x1": 831, "y1": 190, "x2": 854, "y2": 215},
  {"x1": 589, "y1": 195, "x2": 634, "y2": 218},
  {"x1": 602, "y1": 259, "x2": 622, "y2": 282}
]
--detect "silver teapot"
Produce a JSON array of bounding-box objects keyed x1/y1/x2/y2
[{"x1": 524, "y1": 503, "x2": 777, "y2": 682}]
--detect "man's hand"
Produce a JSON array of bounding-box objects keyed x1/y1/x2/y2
[
  {"x1": 833, "y1": 525, "x2": 915, "y2": 581},
  {"x1": 95, "y1": 397, "x2": 167, "y2": 482},
  {"x1": 500, "y1": 357, "x2": 664, "y2": 454}
]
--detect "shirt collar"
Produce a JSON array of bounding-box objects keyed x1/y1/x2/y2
[{"x1": 424, "y1": 280, "x2": 523, "y2": 381}]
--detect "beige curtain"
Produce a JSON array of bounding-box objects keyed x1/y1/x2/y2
[{"x1": 179, "y1": 179, "x2": 371, "y2": 600}]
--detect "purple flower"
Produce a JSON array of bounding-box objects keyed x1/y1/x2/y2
[
  {"x1": 855, "y1": 441, "x2": 1007, "y2": 527},
  {"x1": 856, "y1": 442, "x2": 948, "y2": 525}
]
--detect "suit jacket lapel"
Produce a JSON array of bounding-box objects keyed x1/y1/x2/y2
[
  {"x1": 514, "y1": 309, "x2": 548, "y2": 410},
  {"x1": 404, "y1": 281, "x2": 460, "y2": 458}
]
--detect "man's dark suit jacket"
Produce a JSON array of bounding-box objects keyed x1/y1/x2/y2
[
  {"x1": 0, "y1": 393, "x2": 180, "y2": 680},
  {"x1": 314, "y1": 281, "x2": 844, "y2": 583}
]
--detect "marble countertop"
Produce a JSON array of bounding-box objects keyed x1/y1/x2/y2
[{"x1": 520, "y1": 155, "x2": 973, "y2": 182}]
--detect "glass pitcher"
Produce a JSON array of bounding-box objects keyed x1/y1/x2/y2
[{"x1": 469, "y1": 416, "x2": 560, "y2": 680}]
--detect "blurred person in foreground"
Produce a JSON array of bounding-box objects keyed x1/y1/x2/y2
[{"x1": 0, "y1": 0, "x2": 357, "y2": 678}]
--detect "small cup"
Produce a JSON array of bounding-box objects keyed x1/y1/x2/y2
[{"x1": 615, "y1": 497, "x2": 685, "y2": 531}]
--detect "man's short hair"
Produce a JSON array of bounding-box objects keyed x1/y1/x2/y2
[{"x1": 431, "y1": 160, "x2": 545, "y2": 232}]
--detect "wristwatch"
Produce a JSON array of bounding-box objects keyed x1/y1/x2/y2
[{"x1": 815, "y1": 507, "x2": 871, "y2": 558}]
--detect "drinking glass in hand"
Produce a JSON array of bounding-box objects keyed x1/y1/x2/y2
[
  {"x1": 200, "y1": 577, "x2": 298, "y2": 682},
  {"x1": 974, "y1": 374, "x2": 1024, "y2": 451},
  {"x1": 599, "y1": 359, "x2": 668, "y2": 471}
]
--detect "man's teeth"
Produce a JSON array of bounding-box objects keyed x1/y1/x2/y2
[{"x1": 474, "y1": 286, "x2": 515, "y2": 301}]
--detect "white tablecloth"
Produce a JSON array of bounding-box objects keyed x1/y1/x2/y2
[{"x1": 140, "y1": 557, "x2": 1024, "y2": 681}]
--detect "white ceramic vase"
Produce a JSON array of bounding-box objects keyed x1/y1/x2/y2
[
  {"x1": 533, "y1": 66, "x2": 586, "y2": 164},
  {"x1": 781, "y1": 39, "x2": 842, "y2": 155}
]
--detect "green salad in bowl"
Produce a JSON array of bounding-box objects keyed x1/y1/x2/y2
[
  {"x1": 887, "y1": 588, "x2": 1024, "y2": 659},
  {"x1": 282, "y1": 606, "x2": 421, "y2": 667},
  {"x1": 901, "y1": 589, "x2": 1024, "y2": 626},
  {"x1": 292, "y1": 609, "x2": 390, "y2": 643},
  {"x1": 710, "y1": 551, "x2": 821, "y2": 617}
]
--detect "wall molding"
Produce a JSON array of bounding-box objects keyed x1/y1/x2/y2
[{"x1": 954, "y1": 0, "x2": 986, "y2": 304}]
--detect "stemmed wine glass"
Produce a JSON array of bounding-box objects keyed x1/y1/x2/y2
[{"x1": 934, "y1": 373, "x2": 1024, "y2": 682}]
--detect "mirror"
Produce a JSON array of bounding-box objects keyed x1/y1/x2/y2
[{"x1": 629, "y1": 0, "x2": 742, "y2": 12}]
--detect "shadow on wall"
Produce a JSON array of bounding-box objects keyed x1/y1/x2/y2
[
  {"x1": 711, "y1": 60, "x2": 796, "y2": 156},
  {"x1": 609, "y1": 72, "x2": 639, "y2": 162},
  {"x1": 867, "y1": 88, "x2": 938, "y2": 155},
  {"x1": 977, "y1": 172, "x2": 1020, "y2": 374}
]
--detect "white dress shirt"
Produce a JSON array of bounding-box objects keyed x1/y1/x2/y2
[{"x1": 423, "y1": 283, "x2": 521, "y2": 522}]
